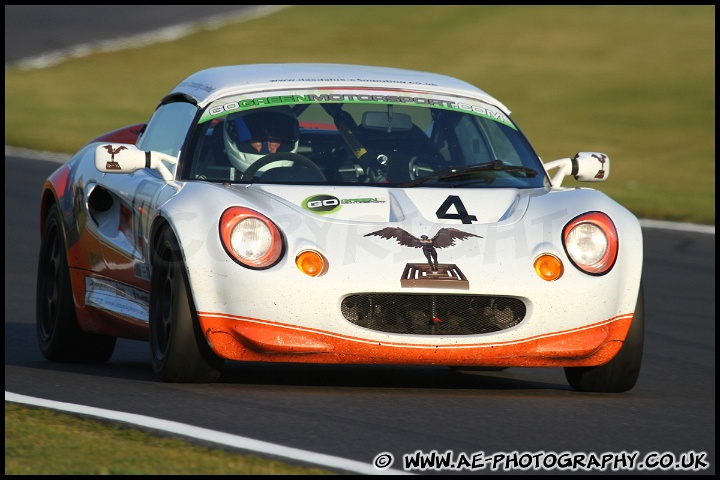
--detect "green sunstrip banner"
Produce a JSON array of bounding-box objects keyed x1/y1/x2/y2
[{"x1": 199, "y1": 89, "x2": 516, "y2": 130}]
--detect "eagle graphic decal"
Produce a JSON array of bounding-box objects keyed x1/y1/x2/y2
[
  {"x1": 364, "y1": 227, "x2": 482, "y2": 289},
  {"x1": 102, "y1": 145, "x2": 129, "y2": 170},
  {"x1": 102, "y1": 144, "x2": 128, "y2": 160},
  {"x1": 591, "y1": 153, "x2": 608, "y2": 179}
]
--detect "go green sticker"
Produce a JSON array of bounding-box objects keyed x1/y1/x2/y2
[{"x1": 302, "y1": 194, "x2": 341, "y2": 215}]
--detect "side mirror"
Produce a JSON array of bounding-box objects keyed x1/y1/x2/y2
[
  {"x1": 94, "y1": 143, "x2": 177, "y2": 181},
  {"x1": 543, "y1": 152, "x2": 610, "y2": 187}
]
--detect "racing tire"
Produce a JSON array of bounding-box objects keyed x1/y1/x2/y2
[
  {"x1": 564, "y1": 281, "x2": 645, "y2": 393},
  {"x1": 149, "y1": 226, "x2": 223, "y2": 383},
  {"x1": 36, "y1": 204, "x2": 116, "y2": 363}
]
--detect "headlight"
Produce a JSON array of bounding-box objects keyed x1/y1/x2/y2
[
  {"x1": 220, "y1": 207, "x2": 283, "y2": 269},
  {"x1": 563, "y1": 212, "x2": 618, "y2": 275}
]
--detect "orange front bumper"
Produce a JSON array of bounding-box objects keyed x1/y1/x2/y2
[{"x1": 198, "y1": 312, "x2": 634, "y2": 368}]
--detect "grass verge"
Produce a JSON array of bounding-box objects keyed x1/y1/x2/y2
[{"x1": 5, "y1": 403, "x2": 335, "y2": 475}]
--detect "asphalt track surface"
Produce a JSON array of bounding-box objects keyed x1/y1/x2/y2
[{"x1": 5, "y1": 6, "x2": 715, "y2": 475}]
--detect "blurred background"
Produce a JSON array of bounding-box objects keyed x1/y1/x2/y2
[{"x1": 5, "y1": 5, "x2": 715, "y2": 224}]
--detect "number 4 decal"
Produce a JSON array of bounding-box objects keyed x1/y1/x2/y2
[{"x1": 436, "y1": 195, "x2": 478, "y2": 224}]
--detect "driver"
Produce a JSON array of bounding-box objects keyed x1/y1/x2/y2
[{"x1": 223, "y1": 106, "x2": 299, "y2": 175}]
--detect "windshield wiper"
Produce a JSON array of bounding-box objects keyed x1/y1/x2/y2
[
  {"x1": 400, "y1": 160, "x2": 537, "y2": 188},
  {"x1": 440, "y1": 160, "x2": 538, "y2": 180}
]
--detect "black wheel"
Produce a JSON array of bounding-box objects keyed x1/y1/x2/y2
[
  {"x1": 36, "y1": 204, "x2": 116, "y2": 362},
  {"x1": 241, "y1": 152, "x2": 325, "y2": 181},
  {"x1": 149, "y1": 226, "x2": 223, "y2": 383},
  {"x1": 565, "y1": 281, "x2": 645, "y2": 393}
]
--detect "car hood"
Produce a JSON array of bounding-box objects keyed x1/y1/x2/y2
[{"x1": 245, "y1": 185, "x2": 532, "y2": 225}]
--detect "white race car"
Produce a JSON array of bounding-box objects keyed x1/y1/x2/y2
[{"x1": 37, "y1": 63, "x2": 644, "y2": 392}]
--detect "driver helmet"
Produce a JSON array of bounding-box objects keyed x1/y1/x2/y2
[{"x1": 223, "y1": 106, "x2": 299, "y2": 174}]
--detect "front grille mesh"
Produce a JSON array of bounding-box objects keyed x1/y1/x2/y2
[{"x1": 341, "y1": 294, "x2": 526, "y2": 335}]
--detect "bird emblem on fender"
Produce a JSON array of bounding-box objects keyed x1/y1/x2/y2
[{"x1": 364, "y1": 227, "x2": 482, "y2": 289}]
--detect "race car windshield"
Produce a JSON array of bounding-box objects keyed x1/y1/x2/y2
[{"x1": 187, "y1": 92, "x2": 548, "y2": 188}]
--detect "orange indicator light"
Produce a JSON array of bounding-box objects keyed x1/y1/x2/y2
[
  {"x1": 534, "y1": 254, "x2": 564, "y2": 281},
  {"x1": 295, "y1": 250, "x2": 326, "y2": 277}
]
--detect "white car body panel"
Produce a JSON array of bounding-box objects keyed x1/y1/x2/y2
[{"x1": 161, "y1": 181, "x2": 642, "y2": 346}]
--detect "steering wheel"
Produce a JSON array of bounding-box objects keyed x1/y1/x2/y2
[{"x1": 241, "y1": 152, "x2": 326, "y2": 182}]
